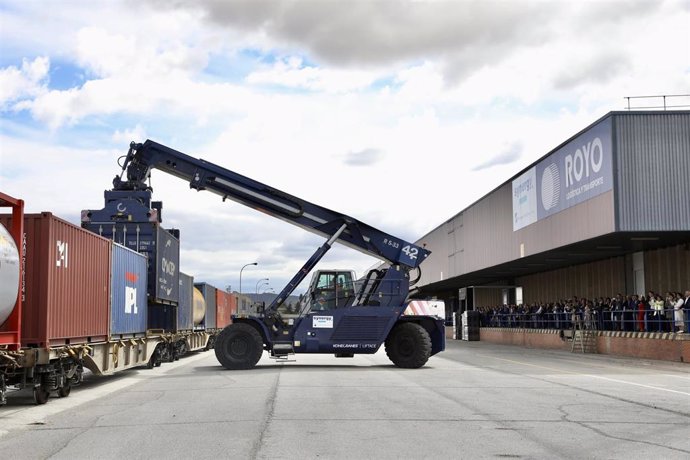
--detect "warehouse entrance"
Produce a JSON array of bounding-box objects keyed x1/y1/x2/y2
[{"x1": 458, "y1": 285, "x2": 520, "y2": 312}]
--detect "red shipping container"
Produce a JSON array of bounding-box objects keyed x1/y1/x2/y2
[
  {"x1": 215, "y1": 289, "x2": 237, "y2": 328},
  {"x1": 0, "y1": 213, "x2": 111, "y2": 347}
]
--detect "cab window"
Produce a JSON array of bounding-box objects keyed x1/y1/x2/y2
[{"x1": 311, "y1": 271, "x2": 355, "y2": 310}]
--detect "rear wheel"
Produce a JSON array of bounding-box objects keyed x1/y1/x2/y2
[
  {"x1": 385, "y1": 322, "x2": 432, "y2": 369},
  {"x1": 215, "y1": 323, "x2": 263, "y2": 370},
  {"x1": 146, "y1": 349, "x2": 158, "y2": 369},
  {"x1": 58, "y1": 382, "x2": 71, "y2": 398},
  {"x1": 33, "y1": 385, "x2": 50, "y2": 405}
]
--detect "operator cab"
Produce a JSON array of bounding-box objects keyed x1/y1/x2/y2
[{"x1": 306, "y1": 270, "x2": 356, "y2": 312}]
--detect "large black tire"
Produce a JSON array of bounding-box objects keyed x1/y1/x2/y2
[
  {"x1": 385, "y1": 322, "x2": 432, "y2": 369},
  {"x1": 33, "y1": 386, "x2": 49, "y2": 405},
  {"x1": 215, "y1": 323, "x2": 264, "y2": 370},
  {"x1": 146, "y1": 348, "x2": 159, "y2": 369}
]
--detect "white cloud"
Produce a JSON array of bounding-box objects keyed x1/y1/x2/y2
[
  {"x1": 472, "y1": 142, "x2": 523, "y2": 171},
  {"x1": 75, "y1": 26, "x2": 210, "y2": 79},
  {"x1": 112, "y1": 124, "x2": 147, "y2": 144},
  {"x1": 342, "y1": 148, "x2": 385, "y2": 166},
  {"x1": 246, "y1": 56, "x2": 380, "y2": 93},
  {"x1": 0, "y1": 57, "x2": 49, "y2": 107}
]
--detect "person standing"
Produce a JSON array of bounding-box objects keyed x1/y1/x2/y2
[
  {"x1": 584, "y1": 301, "x2": 593, "y2": 330},
  {"x1": 684, "y1": 290, "x2": 690, "y2": 334},
  {"x1": 673, "y1": 292, "x2": 685, "y2": 333},
  {"x1": 623, "y1": 295, "x2": 634, "y2": 332},
  {"x1": 611, "y1": 294, "x2": 622, "y2": 331},
  {"x1": 636, "y1": 295, "x2": 645, "y2": 332},
  {"x1": 664, "y1": 292, "x2": 675, "y2": 332},
  {"x1": 652, "y1": 295, "x2": 665, "y2": 332}
]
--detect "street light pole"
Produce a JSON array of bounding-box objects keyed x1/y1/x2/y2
[
  {"x1": 256, "y1": 278, "x2": 269, "y2": 294},
  {"x1": 239, "y1": 262, "x2": 258, "y2": 297}
]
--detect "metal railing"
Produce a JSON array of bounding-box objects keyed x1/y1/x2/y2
[
  {"x1": 480, "y1": 307, "x2": 686, "y2": 333},
  {"x1": 624, "y1": 94, "x2": 690, "y2": 110}
]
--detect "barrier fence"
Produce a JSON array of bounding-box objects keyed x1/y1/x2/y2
[{"x1": 479, "y1": 307, "x2": 687, "y2": 333}]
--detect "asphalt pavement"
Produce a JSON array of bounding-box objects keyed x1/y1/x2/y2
[{"x1": 1, "y1": 340, "x2": 688, "y2": 459}]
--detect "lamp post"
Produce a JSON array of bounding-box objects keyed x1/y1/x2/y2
[
  {"x1": 256, "y1": 278, "x2": 269, "y2": 294},
  {"x1": 239, "y1": 262, "x2": 258, "y2": 297}
]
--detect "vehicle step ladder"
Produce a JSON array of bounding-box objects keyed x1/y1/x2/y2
[
  {"x1": 571, "y1": 317, "x2": 598, "y2": 354},
  {"x1": 270, "y1": 342, "x2": 296, "y2": 361}
]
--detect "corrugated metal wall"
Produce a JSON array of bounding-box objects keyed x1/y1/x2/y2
[
  {"x1": 474, "y1": 289, "x2": 504, "y2": 308},
  {"x1": 516, "y1": 256, "x2": 627, "y2": 303},
  {"x1": 417, "y1": 220, "x2": 453, "y2": 286},
  {"x1": 644, "y1": 243, "x2": 690, "y2": 294},
  {"x1": 615, "y1": 112, "x2": 690, "y2": 231},
  {"x1": 419, "y1": 188, "x2": 615, "y2": 280},
  {"x1": 215, "y1": 289, "x2": 235, "y2": 329}
]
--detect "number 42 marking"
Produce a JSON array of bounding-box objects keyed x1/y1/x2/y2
[{"x1": 402, "y1": 245, "x2": 418, "y2": 260}]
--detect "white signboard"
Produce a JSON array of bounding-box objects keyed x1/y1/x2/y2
[
  {"x1": 512, "y1": 167, "x2": 537, "y2": 231},
  {"x1": 312, "y1": 315, "x2": 334, "y2": 328}
]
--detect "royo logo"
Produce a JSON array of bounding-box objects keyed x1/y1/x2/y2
[
  {"x1": 540, "y1": 163, "x2": 560, "y2": 211},
  {"x1": 565, "y1": 137, "x2": 604, "y2": 188}
]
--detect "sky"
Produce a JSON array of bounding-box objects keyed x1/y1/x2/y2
[{"x1": 1, "y1": 0, "x2": 689, "y2": 296}]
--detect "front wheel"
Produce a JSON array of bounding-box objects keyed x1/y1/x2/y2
[
  {"x1": 385, "y1": 322, "x2": 432, "y2": 369},
  {"x1": 215, "y1": 323, "x2": 264, "y2": 370}
]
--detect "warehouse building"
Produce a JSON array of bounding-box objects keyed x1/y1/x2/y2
[{"x1": 415, "y1": 110, "x2": 690, "y2": 315}]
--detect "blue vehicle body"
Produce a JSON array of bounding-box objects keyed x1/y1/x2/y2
[
  {"x1": 235, "y1": 306, "x2": 445, "y2": 357},
  {"x1": 99, "y1": 140, "x2": 446, "y2": 369}
]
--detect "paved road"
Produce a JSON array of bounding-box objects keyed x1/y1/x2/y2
[{"x1": 1, "y1": 341, "x2": 688, "y2": 459}]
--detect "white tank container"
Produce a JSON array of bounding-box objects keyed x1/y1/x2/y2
[
  {"x1": 192, "y1": 287, "x2": 206, "y2": 325},
  {"x1": 0, "y1": 222, "x2": 20, "y2": 326}
]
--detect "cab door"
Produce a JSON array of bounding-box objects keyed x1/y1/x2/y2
[{"x1": 293, "y1": 270, "x2": 400, "y2": 353}]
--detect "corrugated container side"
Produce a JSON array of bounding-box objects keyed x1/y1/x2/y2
[
  {"x1": 228, "y1": 293, "x2": 237, "y2": 320},
  {"x1": 215, "y1": 289, "x2": 237, "y2": 328},
  {"x1": 0, "y1": 213, "x2": 111, "y2": 347},
  {"x1": 111, "y1": 243, "x2": 148, "y2": 336},
  {"x1": 195, "y1": 283, "x2": 217, "y2": 329},
  {"x1": 178, "y1": 272, "x2": 194, "y2": 331},
  {"x1": 154, "y1": 227, "x2": 180, "y2": 303}
]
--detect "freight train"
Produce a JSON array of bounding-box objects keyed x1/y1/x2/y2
[{"x1": 0, "y1": 192, "x2": 234, "y2": 405}]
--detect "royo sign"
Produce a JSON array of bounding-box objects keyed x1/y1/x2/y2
[
  {"x1": 564, "y1": 137, "x2": 604, "y2": 188},
  {"x1": 513, "y1": 117, "x2": 612, "y2": 230}
]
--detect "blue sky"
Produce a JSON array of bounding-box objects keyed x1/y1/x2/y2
[{"x1": 1, "y1": 0, "x2": 688, "y2": 294}]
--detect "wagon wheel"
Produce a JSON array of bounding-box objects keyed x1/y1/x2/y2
[{"x1": 33, "y1": 385, "x2": 50, "y2": 405}]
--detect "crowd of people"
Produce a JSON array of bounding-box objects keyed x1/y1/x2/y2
[{"x1": 478, "y1": 290, "x2": 690, "y2": 333}]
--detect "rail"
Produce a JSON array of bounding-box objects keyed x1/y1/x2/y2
[
  {"x1": 479, "y1": 307, "x2": 686, "y2": 333},
  {"x1": 623, "y1": 94, "x2": 690, "y2": 110}
]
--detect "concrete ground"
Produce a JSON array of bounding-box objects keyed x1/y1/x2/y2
[{"x1": 1, "y1": 340, "x2": 688, "y2": 459}]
